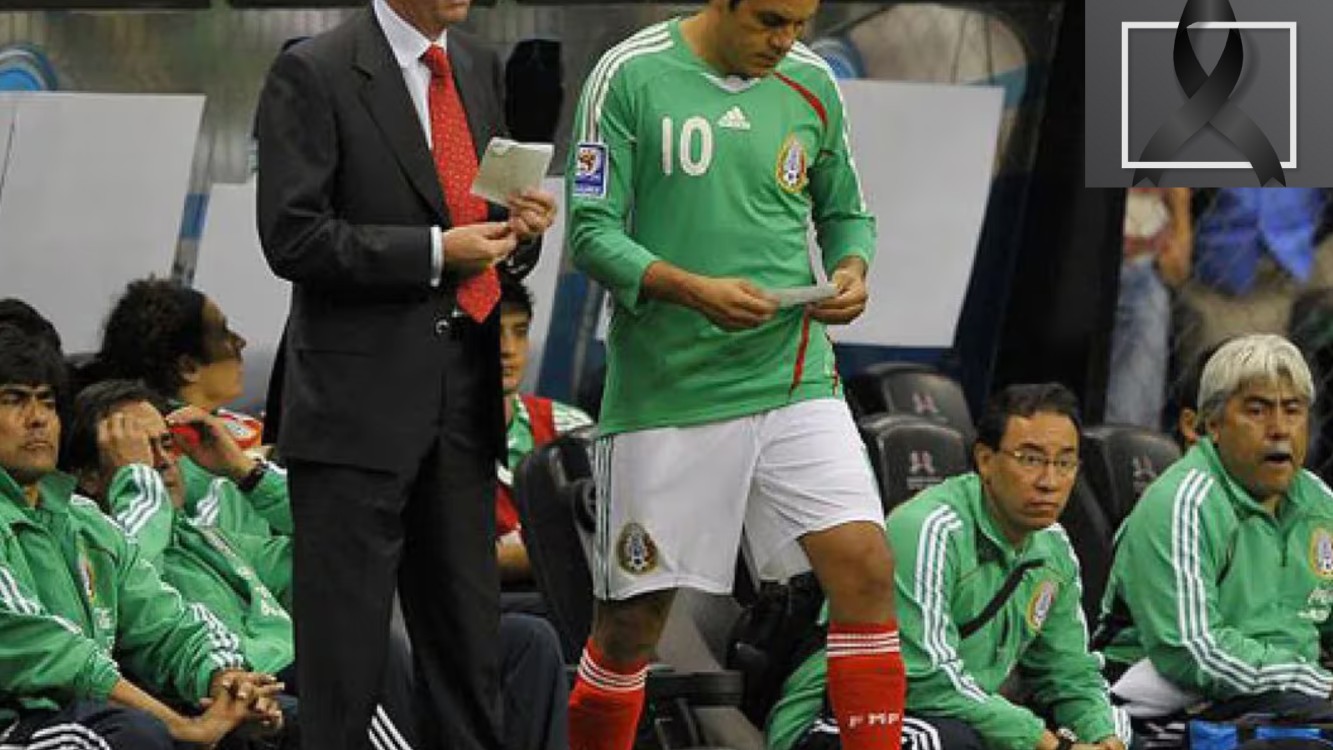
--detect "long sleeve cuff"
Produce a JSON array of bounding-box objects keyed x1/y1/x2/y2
[{"x1": 430, "y1": 225, "x2": 443, "y2": 288}]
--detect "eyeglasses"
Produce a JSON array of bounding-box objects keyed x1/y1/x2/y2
[{"x1": 998, "y1": 449, "x2": 1080, "y2": 477}]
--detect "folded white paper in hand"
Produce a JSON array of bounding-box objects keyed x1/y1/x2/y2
[
  {"x1": 768, "y1": 283, "x2": 838, "y2": 309},
  {"x1": 470, "y1": 138, "x2": 555, "y2": 204}
]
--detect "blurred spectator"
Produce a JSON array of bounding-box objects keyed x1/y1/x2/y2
[
  {"x1": 1106, "y1": 188, "x2": 1191, "y2": 429},
  {"x1": 1175, "y1": 188, "x2": 1333, "y2": 381},
  {"x1": 93, "y1": 278, "x2": 290, "y2": 539},
  {"x1": 496, "y1": 276, "x2": 592, "y2": 584}
]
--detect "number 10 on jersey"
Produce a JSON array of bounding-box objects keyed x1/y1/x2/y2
[{"x1": 661, "y1": 116, "x2": 714, "y2": 177}]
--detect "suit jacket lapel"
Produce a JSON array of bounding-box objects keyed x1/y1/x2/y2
[{"x1": 352, "y1": 11, "x2": 448, "y2": 225}]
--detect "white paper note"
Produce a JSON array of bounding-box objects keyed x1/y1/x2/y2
[
  {"x1": 471, "y1": 138, "x2": 554, "y2": 204},
  {"x1": 769, "y1": 283, "x2": 837, "y2": 308}
]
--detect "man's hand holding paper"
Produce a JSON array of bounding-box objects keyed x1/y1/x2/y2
[{"x1": 471, "y1": 137, "x2": 557, "y2": 242}]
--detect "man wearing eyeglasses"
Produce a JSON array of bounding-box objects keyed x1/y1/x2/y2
[
  {"x1": 768, "y1": 383, "x2": 1130, "y2": 750},
  {"x1": 1096, "y1": 334, "x2": 1333, "y2": 740}
]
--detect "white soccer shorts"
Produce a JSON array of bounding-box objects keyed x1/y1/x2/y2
[{"x1": 590, "y1": 397, "x2": 884, "y2": 600}]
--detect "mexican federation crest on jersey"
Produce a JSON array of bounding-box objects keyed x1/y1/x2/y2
[
  {"x1": 1026, "y1": 579, "x2": 1059, "y2": 630},
  {"x1": 775, "y1": 133, "x2": 809, "y2": 193},
  {"x1": 616, "y1": 522, "x2": 658, "y2": 574},
  {"x1": 1310, "y1": 527, "x2": 1333, "y2": 580}
]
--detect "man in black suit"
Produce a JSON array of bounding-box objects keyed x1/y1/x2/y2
[{"x1": 254, "y1": 0, "x2": 556, "y2": 747}]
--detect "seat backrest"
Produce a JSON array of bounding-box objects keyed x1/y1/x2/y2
[
  {"x1": 858, "y1": 414, "x2": 970, "y2": 514},
  {"x1": 845, "y1": 362, "x2": 974, "y2": 435},
  {"x1": 514, "y1": 435, "x2": 597, "y2": 662},
  {"x1": 725, "y1": 572, "x2": 827, "y2": 728},
  {"x1": 1057, "y1": 479, "x2": 1116, "y2": 622},
  {"x1": 1080, "y1": 425, "x2": 1182, "y2": 529}
]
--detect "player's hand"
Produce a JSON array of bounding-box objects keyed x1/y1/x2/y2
[
  {"x1": 443, "y1": 222, "x2": 518, "y2": 276},
  {"x1": 689, "y1": 277, "x2": 778, "y2": 331},
  {"x1": 165, "y1": 406, "x2": 255, "y2": 484},
  {"x1": 808, "y1": 258, "x2": 868, "y2": 324},
  {"x1": 506, "y1": 188, "x2": 557, "y2": 241},
  {"x1": 97, "y1": 411, "x2": 155, "y2": 471},
  {"x1": 184, "y1": 672, "x2": 284, "y2": 747}
]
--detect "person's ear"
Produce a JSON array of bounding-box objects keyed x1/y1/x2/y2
[
  {"x1": 1178, "y1": 407, "x2": 1199, "y2": 445},
  {"x1": 974, "y1": 443, "x2": 995, "y2": 482},
  {"x1": 177, "y1": 355, "x2": 202, "y2": 385}
]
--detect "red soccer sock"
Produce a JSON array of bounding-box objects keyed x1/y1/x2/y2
[
  {"x1": 568, "y1": 639, "x2": 649, "y2": 750},
  {"x1": 826, "y1": 620, "x2": 907, "y2": 750}
]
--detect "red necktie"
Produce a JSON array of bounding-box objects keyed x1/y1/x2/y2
[{"x1": 422, "y1": 44, "x2": 499, "y2": 323}]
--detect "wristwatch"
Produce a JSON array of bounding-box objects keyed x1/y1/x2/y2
[{"x1": 235, "y1": 460, "x2": 268, "y2": 493}]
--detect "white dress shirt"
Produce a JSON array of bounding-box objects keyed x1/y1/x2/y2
[{"x1": 373, "y1": 0, "x2": 450, "y2": 287}]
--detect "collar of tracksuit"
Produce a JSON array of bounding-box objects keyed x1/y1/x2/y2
[
  {"x1": 966, "y1": 474, "x2": 1041, "y2": 568},
  {"x1": 1195, "y1": 437, "x2": 1313, "y2": 524},
  {"x1": 0, "y1": 469, "x2": 79, "y2": 526}
]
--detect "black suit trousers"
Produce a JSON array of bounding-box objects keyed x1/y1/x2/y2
[{"x1": 288, "y1": 326, "x2": 502, "y2": 750}]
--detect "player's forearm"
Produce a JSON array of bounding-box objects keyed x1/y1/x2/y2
[
  {"x1": 109, "y1": 677, "x2": 192, "y2": 738},
  {"x1": 641, "y1": 260, "x2": 706, "y2": 309}
]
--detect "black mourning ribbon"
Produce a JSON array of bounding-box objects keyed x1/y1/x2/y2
[{"x1": 1133, "y1": 0, "x2": 1286, "y2": 186}]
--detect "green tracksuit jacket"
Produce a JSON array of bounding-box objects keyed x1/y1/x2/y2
[
  {"x1": 0, "y1": 468, "x2": 247, "y2": 723},
  {"x1": 106, "y1": 464, "x2": 293, "y2": 674},
  {"x1": 767, "y1": 474, "x2": 1128, "y2": 750},
  {"x1": 180, "y1": 457, "x2": 291, "y2": 538},
  {"x1": 1100, "y1": 438, "x2": 1333, "y2": 700}
]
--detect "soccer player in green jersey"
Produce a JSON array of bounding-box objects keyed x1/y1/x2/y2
[{"x1": 564, "y1": 0, "x2": 904, "y2": 748}]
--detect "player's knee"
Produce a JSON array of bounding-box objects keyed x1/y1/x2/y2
[
  {"x1": 593, "y1": 590, "x2": 674, "y2": 662},
  {"x1": 818, "y1": 532, "x2": 895, "y2": 611}
]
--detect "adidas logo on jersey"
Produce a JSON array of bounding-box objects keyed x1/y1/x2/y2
[{"x1": 717, "y1": 106, "x2": 751, "y2": 131}]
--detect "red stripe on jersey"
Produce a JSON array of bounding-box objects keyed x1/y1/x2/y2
[
  {"x1": 789, "y1": 313, "x2": 814, "y2": 396},
  {"x1": 775, "y1": 71, "x2": 828, "y2": 128}
]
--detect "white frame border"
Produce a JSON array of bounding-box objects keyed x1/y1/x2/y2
[{"x1": 1120, "y1": 21, "x2": 1297, "y2": 169}]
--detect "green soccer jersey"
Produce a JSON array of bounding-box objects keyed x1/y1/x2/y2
[{"x1": 567, "y1": 18, "x2": 876, "y2": 435}]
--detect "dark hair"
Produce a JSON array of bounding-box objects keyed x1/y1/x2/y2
[
  {"x1": 499, "y1": 273, "x2": 534, "y2": 319},
  {"x1": 0, "y1": 324, "x2": 67, "y2": 403},
  {"x1": 97, "y1": 278, "x2": 208, "y2": 397},
  {"x1": 0, "y1": 298, "x2": 61, "y2": 352},
  {"x1": 61, "y1": 379, "x2": 165, "y2": 476},
  {"x1": 975, "y1": 383, "x2": 1082, "y2": 450}
]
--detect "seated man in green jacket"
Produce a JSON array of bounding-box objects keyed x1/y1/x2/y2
[
  {"x1": 1098, "y1": 334, "x2": 1333, "y2": 735},
  {"x1": 0, "y1": 325, "x2": 280, "y2": 749},
  {"x1": 63, "y1": 378, "x2": 422, "y2": 749},
  {"x1": 66, "y1": 378, "x2": 570, "y2": 750},
  {"x1": 768, "y1": 383, "x2": 1130, "y2": 750}
]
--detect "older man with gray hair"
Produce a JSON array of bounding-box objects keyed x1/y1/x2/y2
[{"x1": 1096, "y1": 333, "x2": 1333, "y2": 740}]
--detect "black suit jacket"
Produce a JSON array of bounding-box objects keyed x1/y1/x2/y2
[{"x1": 256, "y1": 10, "x2": 531, "y2": 474}]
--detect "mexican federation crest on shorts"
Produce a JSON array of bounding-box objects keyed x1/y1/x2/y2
[{"x1": 616, "y1": 522, "x2": 659, "y2": 574}]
